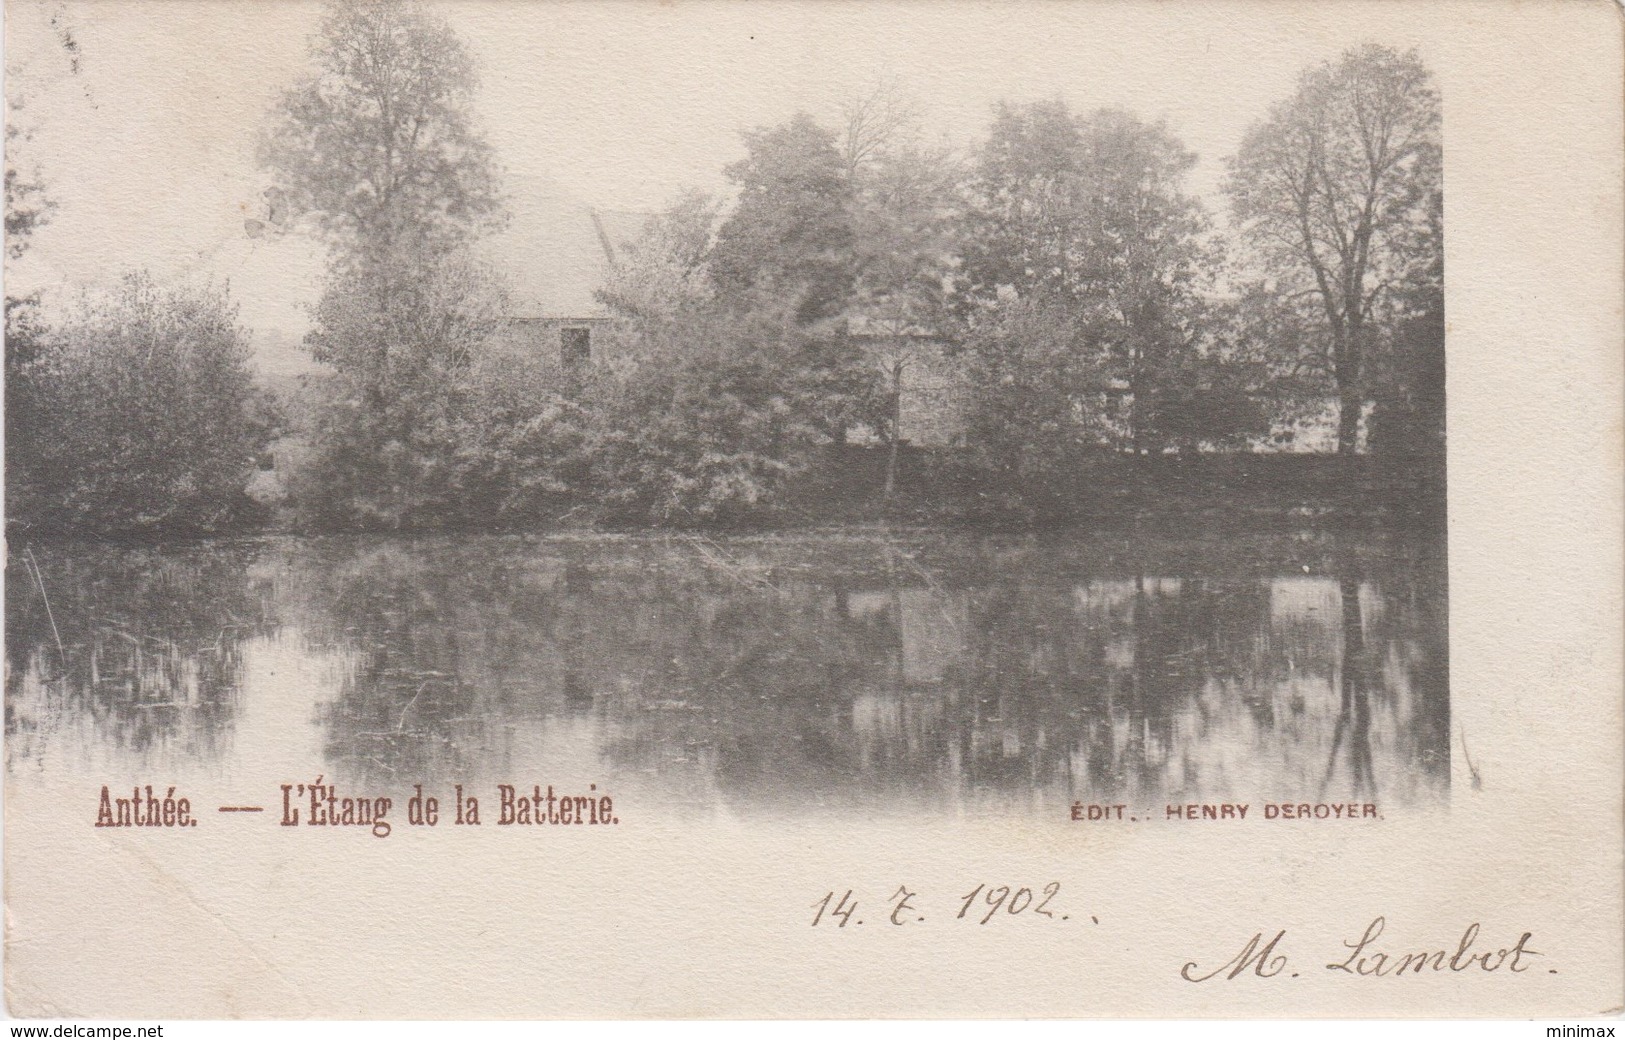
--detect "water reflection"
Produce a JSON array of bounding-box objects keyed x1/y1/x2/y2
[
  {"x1": 6, "y1": 544, "x2": 274, "y2": 776},
  {"x1": 6, "y1": 531, "x2": 1448, "y2": 815}
]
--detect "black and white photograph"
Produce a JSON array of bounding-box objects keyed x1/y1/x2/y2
[
  {"x1": 2, "y1": 0, "x2": 1618, "y2": 1025},
  {"x1": 5, "y1": 0, "x2": 1447, "y2": 816}
]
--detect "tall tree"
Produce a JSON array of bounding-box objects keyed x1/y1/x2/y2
[
  {"x1": 959, "y1": 101, "x2": 1220, "y2": 453},
  {"x1": 838, "y1": 85, "x2": 962, "y2": 492},
  {"x1": 704, "y1": 112, "x2": 886, "y2": 444},
  {"x1": 840, "y1": 81, "x2": 956, "y2": 334},
  {"x1": 1225, "y1": 44, "x2": 1442, "y2": 454},
  {"x1": 260, "y1": 0, "x2": 515, "y2": 528},
  {"x1": 838, "y1": 78, "x2": 922, "y2": 183},
  {"x1": 958, "y1": 99, "x2": 1089, "y2": 308},
  {"x1": 261, "y1": 0, "x2": 505, "y2": 392},
  {"x1": 1069, "y1": 109, "x2": 1219, "y2": 453},
  {"x1": 259, "y1": 0, "x2": 503, "y2": 273},
  {"x1": 709, "y1": 112, "x2": 856, "y2": 326}
]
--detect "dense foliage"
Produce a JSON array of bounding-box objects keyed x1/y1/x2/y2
[
  {"x1": 257, "y1": 0, "x2": 504, "y2": 267},
  {"x1": 5, "y1": 275, "x2": 272, "y2": 539},
  {"x1": 1225, "y1": 44, "x2": 1442, "y2": 454},
  {"x1": 259, "y1": 0, "x2": 521, "y2": 529},
  {"x1": 586, "y1": 305, "x2": 884, "y2": 526},
  {"x1": 5, "y1": 14, "x2": 1446, "y2": 538}
]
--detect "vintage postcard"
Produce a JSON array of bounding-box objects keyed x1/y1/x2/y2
[{"x1": 3, "y1": 0, "x2": 1620, "y2": 1021}]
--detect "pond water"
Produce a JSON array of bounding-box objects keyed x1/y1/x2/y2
[{"x1": 5, "y1": 529, "x2": 1449, "y2": 819}]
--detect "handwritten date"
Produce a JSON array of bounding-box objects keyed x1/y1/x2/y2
[{"x1": 812, "y1": 883, "x2": 1070, "y2": 927}]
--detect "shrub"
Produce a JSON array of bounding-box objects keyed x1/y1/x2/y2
[{"x1": 6, "y1": 274, "x2": 271, "y2": 539}]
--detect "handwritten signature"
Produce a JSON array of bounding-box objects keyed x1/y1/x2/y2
[{"x1": 1181, "y1": 916, "x2": 1543, "y2": 981}]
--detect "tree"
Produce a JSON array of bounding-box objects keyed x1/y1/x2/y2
[
  {"x1": 957, "y1": 99, "x2": 1090, "y2": 308},
  {"x1": 1209, "y1": 281, "x2": 1329, "y2": 449},
  {"x1": 591, "y1": 162, "x2": 891, "y2": 523},
  {"x1": 1068, "y1": 109, "x2": 1220, "y2": 453},
  {"x1": 5, "y1": 97, "x2": 57, "y2": 526},
  {"x1": 7, "y1": 274, "x2": 271, "y2": 538},
  {"x1": 700, "y1": 113, "x2": 887, "y2": 446},
  {"x1": 261, "y1": 0, "x2": 518, "y2": 528},
  {"x1": 1366, "y1": 182, "x2": 1443, "y2": 470},
  {"x1": 5, "y1": 112, "x2": 53, "y2": 258},
  {"x1": 259, "y1": 0, "x2": 504, "y2": 272},
  {"x1": 596, "y1": 190, "x2": 720, "y2": 323},
  {"x1": 289, "y1": 251, "x2": 528, "y2": 529},
  {"x1": 303, "y1": 246, "x2": 505, "y2": 392},
  {"x1": 838, "y1": 87, "x2": 962, "y2": 495},
  {"x1": 838, "y1": 78, "x2": 922, "y2": 183},
  {"x1": 1225, "y1": 44, "x2": 1442, "y2": 454},
  {"x1": 585, "y1": 306, "x2": 845, "y2": 526},
  {"x1": 260, "y1": 0, "x2": 506, "y2": 397},
  {"x1": 959, "y1": 101, "x2": 1222, "y2": 453},
  {"x1": 959, "y1": 296, "x2": 1106, "y2": 479},
  {"x1": 846, "y1": 143, "x2": 959, "y2": 329},
  {"x1": 709, "y1": 112, "x2": 857, "y2": 326}
]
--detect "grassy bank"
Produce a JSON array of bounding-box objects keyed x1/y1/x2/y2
[{"x1": 787, "y1": 446, "x2": 1447, "y2": 531}]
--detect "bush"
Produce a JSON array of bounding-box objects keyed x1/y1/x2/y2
[
  {"x1": 584, "y1": 306, "x2": 882, "y2": 527},
  {"x1": 6, "y1": 274, "x2": 272, "y2": 539},
  {"x1": 288, "y1": 341, "x2": 593, "y2": 532}
]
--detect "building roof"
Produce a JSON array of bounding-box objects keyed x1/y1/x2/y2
[
  {"x1": 480, "y1": 192, "x2": 651, "y2": 321},
  {"x1": 590, "y1": 209, "x2": 654, "y2": 264}
]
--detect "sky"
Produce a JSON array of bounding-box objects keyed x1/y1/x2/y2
[{"x1": 2, "y1": 0, "x2": 1442, "y2": 357}]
